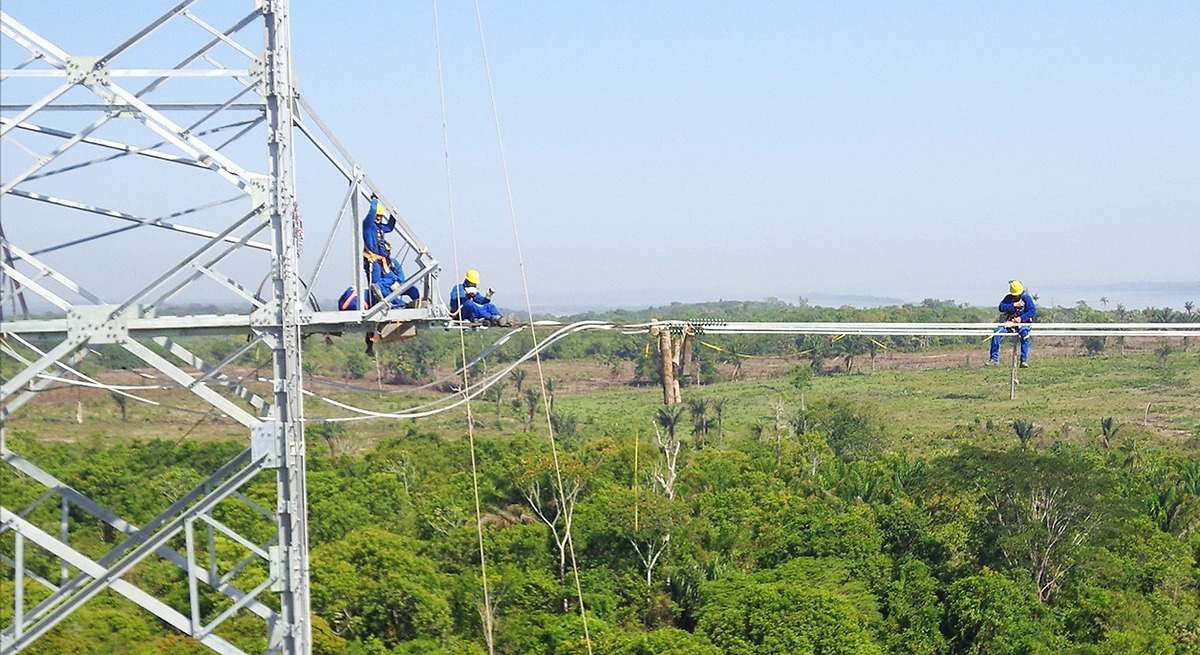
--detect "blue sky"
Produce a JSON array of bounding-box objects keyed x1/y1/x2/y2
[{"x1": 3, "y1": 2, "x2": 1197, "y2": 309}]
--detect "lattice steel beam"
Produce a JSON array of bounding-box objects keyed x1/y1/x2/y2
[{"x1": 1, "y1": 3, "x2": 445, "y2": 654}]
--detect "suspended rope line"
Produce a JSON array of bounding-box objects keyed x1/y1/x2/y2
[
  {"x1": 294, "y1": 315, "x2": 1197, "y2": 423},
  {"x1": 697, "y1": 340, "x2": 813, "y2": 359},
  {"x1": 306, "y1": 322, "x2": 615, "y2": 421},
  {"x1": 2, "y1": 335, "x2": 217, "y2": 418},
  {"x1": 433, "y1": 3, "x2": 494, "y2": 651},
  {"x1": 472, "y1": 3, "x2": 592, "y2": 650},
  {"x1": 304, "y1": 326, "x2": 524, "y2": 395}
]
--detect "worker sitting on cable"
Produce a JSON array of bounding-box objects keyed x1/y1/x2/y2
[
  {"x1": 449, "y1": 269, "x2": 511, "y2": 326},
  {"x1": 362, "y1": 196, "x2": 420, "y2": 308},
  {"x1": 987, "y1": 279, "x2": 1037, "y2": 368}
]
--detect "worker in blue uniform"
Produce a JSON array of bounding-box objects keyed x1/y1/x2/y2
[
  {"x1": 988, "y1": 279, "x2": 1036, "y2": 367},
  {"x1": 350, "y1": 196, "x2": 424, "y2": 356},
  {"x1": 361, "y1": 196, "x2": 419, "y2": 308},
  {"x1": 449, "y1": 269, "x2": 511, "y2": 326}
]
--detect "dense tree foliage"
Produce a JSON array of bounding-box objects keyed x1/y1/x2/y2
[{"x1": 4, "y1": 385, "x2": 1198, "y2": 654}]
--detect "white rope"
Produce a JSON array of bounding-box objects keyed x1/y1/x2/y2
[
  {"x1": 472, "y1": 3, "x2": 593, "y2": 650},
  {"x1": 434, "y1": 2, "x2": 494, "y2": 649},
  {"x1": 307, "y1": 322, "x2": 613, "y2": 421}
]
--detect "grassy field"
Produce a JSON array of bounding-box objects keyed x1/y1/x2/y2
[{"x1": 7, "y1": 346, "x2": 1198, "y2": 457}]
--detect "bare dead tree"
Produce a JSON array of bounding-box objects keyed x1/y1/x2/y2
[
  {"x1": 985, "y1": 484, "x2": 1097, "y2": 602},
  {"x1": 630, "y1": 531, "x2": 671, "y2": 587},
  {"x1": 630, "y1": 423, "x2": 682, "y2": 586},
  {"x1": 652, "y1": 425, "x2": 680, "y2": 501},
  {"x1": 522, "y1": 476, "x2": 585, "y2": 585}
]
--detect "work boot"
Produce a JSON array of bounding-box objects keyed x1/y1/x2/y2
[
  {"x1": 1019, "y1": 361, "x2": 1029, "y2": 369},
  {"x1": 492, "y1": 315, "x2": 514, "y2": 328},
  {"x1": 364, "y1": 334, "x2": 376, "y2": 357},
  {"x1": 985, "y1": 359, "x2": 999, "y2": 367}
]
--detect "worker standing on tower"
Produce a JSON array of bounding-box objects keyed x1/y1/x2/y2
[
  {"x1": 362, "y1": 195, "x2": 420, "y2": 308},
  {"x1": 450, "y1": 269, "x2": 511, "y2": 326},
  {"x1": 987, "y1": 279, "x2": 1036, "y2": 368}
]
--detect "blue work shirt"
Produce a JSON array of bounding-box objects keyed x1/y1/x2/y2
[
  {"x1": 449, "y1": 283, "x2": 494, "y2": 316},
  {"x1": 362, "y1": 198, "x2": 396, "y2": 257},
  {"x1": 999, "y1": 291, "x2": 1037, "y2": 323}
]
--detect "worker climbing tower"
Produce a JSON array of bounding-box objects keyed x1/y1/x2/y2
[{"x1": 1, "y1": 2, "x2": 443, "y2": 652}]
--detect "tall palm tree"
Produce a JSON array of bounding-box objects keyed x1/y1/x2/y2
[
  {"x1": 655, "y1": 405, "x2": 684, "y2": 443},
  {"x1": 511, "y1": 367, "x2": 527, "y2": 394},
  {"x1": 544, "y1": 378, "x2": 557, "y2": 413},
  {"x1": 523, "y1": 388, "x2": 541, "y2": 430},
  {"x1": 712, "y1": 398, "x2": 728, "y2": 444},
  {"x1": 687, "y1": 398, "x2": 710, "y2": 449}
]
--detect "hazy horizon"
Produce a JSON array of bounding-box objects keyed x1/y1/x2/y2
[{"x1": 2, "y1": 2, "x2": 1197, "y2": 311}]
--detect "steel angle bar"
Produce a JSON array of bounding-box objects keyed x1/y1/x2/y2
[
  {"x1": 219, "y1": 535, "x2": 277, "y2": 587},
  {"x1": 3, "y1": 133, "x2": 41, "y2": 158},
  {"x1": 6, "y1": 332, "x2": 151, "y2": 409},
  {"x1": 193, "y1": 264, "x2": 266, "y2": 308},
  {"x1": 0, "y1": 82, "x2": 72, "y2": 138},
  {"x1": 9, "y1": 448, "x2": 255, "y2": 631},
  {"x1": 184, "y1": 84, "x2": 260, "y2": 140},
  {"x1": 0, "y1": 223, "x2": 30, "y2": 316},
  {"x1": 191, "y1": 335, "x2": 265, "y2": 387},
  {"x1": 96, "y1": 82, "x2": 255, "y2": 188},
  {"x1": 159, "y1": 194, "x2": 246, "y2": 222},
  {"x1": 198, "y1": 514, "x2": 270, "y2": 560},
  {"x1": 0, "y1": 508, "x2": 246, "y2": 655},
  {"x1": 121, "y1": 339, "x2": 259, "y2": 428},
  {"x1": 0, "y1": 54, "x2": 40, "y2": 81},
  {"x1": 18, "y1": 120, "x2": 256, "y2": 180},
  {"x1": 0, "y1": 13, "x2": 69, "y2": 65},
  {"x1": 214, "y1": 116, "x2": 263, "y2": 151},
  {"x1": 261, "y1": 2, "x2": 312, "y2": 649},
  {"x1": 0, "y1": 554, "x2": 59, "y2": 593},
  {"x1": 292, "y1": 100, "x2": 428, "y2": 254},
  {"x1": 183, "y1": 10, "x2": 257, "y2": 60},
  {"x1": 3, "y1": 118, "x2": 204, "y2": 175},
  {"x1": 202, "y1": 574, "x2": 274, "y2": 639},
  {"x1": 361, "y1": 261, "x2": 439, "y2": 320},
  {"x1": 149, "y1": 218, "x2": 273, "y2": 311},
  {"x1": 0, "y1": 446, "x2": 274, "y2": 621},
  {"x1": 0, "y1": 102, "x2": 265, "y2": 112},
  {"x1": 304, "y1": 181, "x2": 355, "y2": 293},
  {"x1": 1, "y1": 68, "x2": 251, "y2": 78},
  {"x1": 0, "y1": 340, "x2": 84, "y2": 402},
  {"x1": 6, "y1": 189, "x2": 272, "y2": 251},
  {"x1": 233, "y1": 491, "x2": 274, "y2": 523},
  {"x1": 8, "y1": 453, "x2": 266, "y2": 651},
  {"x1": 96, "y1": 0, "x2": 200, "y2": 65},
  {"x1": 0, "y1": 344, "x2": 90, "y2": 420},
  {"x1": 4, "y1": 241, "x2": 101, "y2": 302},
  {"x1": 2, "y1": 112, "x2": 127, "y2": 193},
  {"x1": 2, "y1": 8, "x2": 264, "y2": 192},
  {"x1": 0, "y1": 263, "x2": 71, "y2": 311},
  {"x1": 151, "y1": 337, "x2": 271, "y2": 416},
  {"x1": 11, "y1": 488, "x2": 57, "y2": 522},
  {"x1": 200, "y1": 53, "x2": 254, "y2": 88},
  {"x1": 114, "y1": 204, "x2": 266, "y2": 315}
]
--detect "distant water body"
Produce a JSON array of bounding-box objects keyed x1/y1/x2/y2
[{"x1": 1016, "y1": 283, "x2": 1199, "y2": 311}]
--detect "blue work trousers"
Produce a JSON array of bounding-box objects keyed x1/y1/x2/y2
[
  {"x1": 460, "y1": 299, "x2": 501, "y2": 321},
  {"x1": 990, "y1": 325, "x2": 1031, "y2": 362}
]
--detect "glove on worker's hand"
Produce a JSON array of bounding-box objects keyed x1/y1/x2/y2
[{"x1": 487, "y1": 287, "x2": 496, "y2": 298}]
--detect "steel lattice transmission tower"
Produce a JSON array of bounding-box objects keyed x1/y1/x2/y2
[{"x1": 1, "y1": 2, "x2": 443, "y2": 653}]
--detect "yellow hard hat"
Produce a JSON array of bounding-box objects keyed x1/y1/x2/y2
[
  {"x1": 465, "y1": 269, "x2": 481, "y2": 285},
  {"x1": 1009, "y1": 280, "x2": 1024, "y2": 295},
  {"x1": 375, "y1": 203, "x2": 387, "y2": 217}
]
